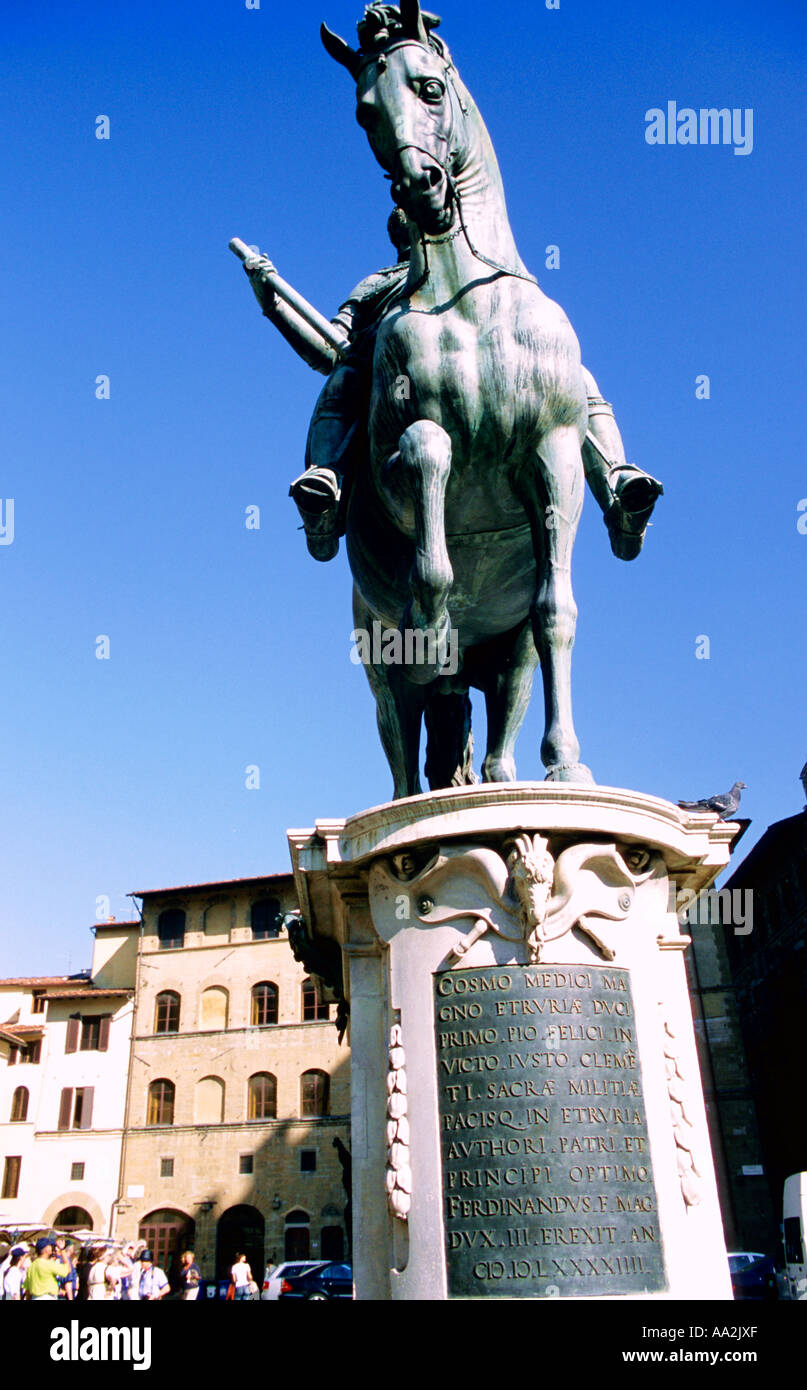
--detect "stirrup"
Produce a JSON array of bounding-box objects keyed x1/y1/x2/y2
[{"x1": 605, "y1": 467, "x2": 663, "y2": 561}]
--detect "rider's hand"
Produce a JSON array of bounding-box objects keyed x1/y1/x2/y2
[{"x1": 243, "y1": 254, "x2": 278, "y2": 313}]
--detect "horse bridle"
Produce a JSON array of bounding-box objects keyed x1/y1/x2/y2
[{"x1": 375, "y1": 45, "x2": 539, "y2": 290}]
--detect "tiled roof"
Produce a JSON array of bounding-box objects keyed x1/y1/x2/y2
[
  {"x1": 45, "y1": 988, "x2": 132, "y2": 1000},
  {"x1": 0, "y1": 975, "x2": 90, "y2": 988},
  {"x1": 0, "y1": 1022, "x2": 45, "y2": 1036},
  {"x1": 131, "y1": 871, "x2": 294, "y2": 897}
]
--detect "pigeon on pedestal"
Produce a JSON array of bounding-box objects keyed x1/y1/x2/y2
[{"x1": 677, "y1": 781, "x2": 746, "y2": 819}]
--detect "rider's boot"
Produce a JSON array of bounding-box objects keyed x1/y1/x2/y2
[
  {"x1": 289, "y1": 466, "x2": 341, "y2": 562},
  {"x1": 582, "y1": 384, "x2": 663, "y2": 561},
  {"x1": 603, "y1": 464, "x2": 664, "y2": 561}
]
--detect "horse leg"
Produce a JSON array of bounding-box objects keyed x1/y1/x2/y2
[
  {"x1": 395, "y1": 420, "x2": 453, "y2": 686},
  {"x1": 424, "y1": 686, "x2": 475, "y2": 790},
  {"x1": 353, "y1": 588, "x2": 425, "y2": 798},
  {"x1": 478, "y1": 621, "x2": 539, "y2": 783},
  {"x1": 518, "y1": 425, "x2": 593, "y2": 784}
]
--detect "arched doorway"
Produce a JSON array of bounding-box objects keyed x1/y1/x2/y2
[
  {"x1": 53, "y1": 1206, "x2": 93, "y2": 1233},
  {"x1": 138, "y1": 1208, "x2": 195, "y2": 1286},
  {"x1": 216, "y1": 1204, "x2": 265, "y2": 1282},
  {"x1": 284, "y1": 1208, "x2": 310, "y2": 1260},
  {"x1": 320, "y1": 1205, "x2": 344, "y2": 1261}
]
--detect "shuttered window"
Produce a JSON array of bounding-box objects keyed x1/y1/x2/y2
[
  {"x1": 58, "y1": 1088, "x2": 72, "y2": 1129},
  {"x1": 66, "y1": 1013, "x2": 111, "y2": 1052},
  {"x1": 57, "y1": 1087, "x2": 94, "y2": 1130},
  {"x1": 2, "y1": 1156, "x2": 21, "y2": 1199},
  {"x1": 10, "y1": 1087, "x2": 29, "y2": 1122},
  {"x1": 65, "y1": 1015, "x2": 80, "y2": 1053}
]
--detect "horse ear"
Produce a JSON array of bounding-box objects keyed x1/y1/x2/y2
[
  {"x1": 320, "y1": 22, "x2": 362, "y2": 79},
  {"x1": 400, "y1": 0, "x2": 429, "y2": 44}
]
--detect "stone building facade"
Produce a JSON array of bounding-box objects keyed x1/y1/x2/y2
[
  {"x1": 684, "y1": 774, "x2": 807, "y2": 1257},
  {"x1": 114, "y1": 873, "x2": 351, "y2": 1282},
  {"x1": 719, "y1": 798, "x2": 807, "y2": 1225},
  {"x1": 685, "y1": 906, "x2": 777, "y2": 1254},
  {"x1": 0, "y1": 927, "x2": 136, "y2": 1236}
]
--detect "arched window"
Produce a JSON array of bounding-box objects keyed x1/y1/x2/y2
[
  {"x1": 284, "y1": 1208, "x2": 310, "y2": 1260},
  {"x1": 300, "y1": 1069, "x2": 329, "y2": 1118},
  {"x1": 158, "y1": 909, "x2": 185, "y2": 950},
  {"x1": 251, "y1": 898, "x2": 281, "y2": 940},
  {"x1": 147, "y1": 1079, "x2": 175, "y2": 1127},
  {"x1": 200, "y1": 986, "x2": 229, "y2": 1030},
  {"x1": 251, "y1": 982, "x2": 278, "y2": 1027},
  {"x1": 154, "y1": 991, "x2": 180, "y2": 1034},
  {"x1": 53, "y1": 1206, "x2": 93, "y2": 1232},
  {"x1": 216, "y1": 1204, "x2": 265, "y2": 1283},
  {"x1": 10, "y1": 1086, "x2": 29, "y2": 1122},
  {"x1": 301, "y1": 977, "x2": 330, "y2": 1022},
  {"x1": 195, "y1": 1076, "x2": 225, "y2": 1124},
  {"x1": 204, "y1": 901, "x2": 231, "y2": 938},
  {"x1": 138, "y1": 1208, "x2": 195, "y2": 1280},
  {"x1": 247, "y1": 1072, "x2": 277, "y2": 1120}
]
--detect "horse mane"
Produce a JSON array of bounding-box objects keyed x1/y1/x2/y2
[
  {"x1": 322, "y1": 5, "x2": 452, "y2": 80},
  {"x1": 357, "y1": 5, "x2": 445, "y2": 57}
]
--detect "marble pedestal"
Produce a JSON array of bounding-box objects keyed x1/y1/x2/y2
[{"x1": 288, "y1": 784, "x2": 736, "y2": 1301}]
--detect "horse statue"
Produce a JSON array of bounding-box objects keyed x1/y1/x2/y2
[{"x1": 233, "y1": 2, "x2": 661, "y2": 799}]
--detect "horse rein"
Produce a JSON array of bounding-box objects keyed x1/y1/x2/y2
[{"x1": 380, "y1": 49, "x2": 539, "y2": 292}]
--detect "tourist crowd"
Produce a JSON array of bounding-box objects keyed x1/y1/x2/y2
[{"x1": 0, "y1": 1235, "x2": 203, "y2": 1300}]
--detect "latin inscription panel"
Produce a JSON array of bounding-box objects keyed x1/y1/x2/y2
[{"x1": 435, "y1": 964, "x2": 667, "y2": 1298}]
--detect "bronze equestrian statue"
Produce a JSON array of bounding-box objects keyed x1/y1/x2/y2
[{"x1": 232, "y1": 2, "x2": 662, "y2": 798}]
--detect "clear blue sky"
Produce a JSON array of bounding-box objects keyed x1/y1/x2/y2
[{"x1": 1, "y1": 0, "x2": 804, "y2": 974}]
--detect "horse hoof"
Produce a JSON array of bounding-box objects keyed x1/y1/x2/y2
[
  {"x1": 482, "y1": 757, "x2": 517, "y2": 783},
  {"x1": 544, "y1": 763, "x2": 595, "y2": 785}
]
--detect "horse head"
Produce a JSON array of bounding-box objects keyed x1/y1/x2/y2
[{"x1": 322, "y1": 3, "x2": 465, "y2": 236}]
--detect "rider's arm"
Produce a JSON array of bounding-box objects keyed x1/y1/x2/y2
[
  {"x1": 262, "y1": 294, "x2": 346, "y2": 374},
  {"x1": 245, "y1": 261, "x2": 348, "y2": 375}
]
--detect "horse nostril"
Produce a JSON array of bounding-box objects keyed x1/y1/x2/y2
[{"x1": 426, "y1": 165, "x2": 442, "y2": 188}]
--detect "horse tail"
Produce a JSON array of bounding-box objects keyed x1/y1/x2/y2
[{"x1": 424, "y1": 689, "x2": 477, "y2": 790}]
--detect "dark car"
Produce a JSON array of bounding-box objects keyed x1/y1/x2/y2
[
  {"x1": 277, "y1": 1261, "x2": 353, "y2": 1300},
  {"x1": 728, "y1": 1251, "x2": 778, "y2": 1301}
]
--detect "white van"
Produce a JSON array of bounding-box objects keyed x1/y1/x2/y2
[{"x1": 783, "y1": 1172, "x2": 807, "y2": 1300}]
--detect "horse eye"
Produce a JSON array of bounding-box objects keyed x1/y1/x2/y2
[{"x1": 420, "y1": 80, "x2": 444, "y2": 103}]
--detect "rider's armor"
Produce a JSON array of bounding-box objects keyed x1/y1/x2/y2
[
  {"x1": 288, "y1": 273, "x2": 662, "y2": 564},
  {"x1": 290, "y1": 261, "x2": 410, "y2": 561}
]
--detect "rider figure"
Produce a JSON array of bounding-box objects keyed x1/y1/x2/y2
[{"x1": 243, "y1": 210, "x2": 661, "y2": 562}]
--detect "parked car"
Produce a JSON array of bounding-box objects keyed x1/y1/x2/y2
[
  {"x1": 261, "y1": 1261, "x2": 324, "y2": 1301},
  {"x1": 277, "y1": 1261, "x2": 353, "y2": 1300},
  {"x1": 783, "y1": 1171, "x2": 807, "y2": 1300},
  {"x1": 727, "y1": 1251, "x2": 778, "y2": 1300}
]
